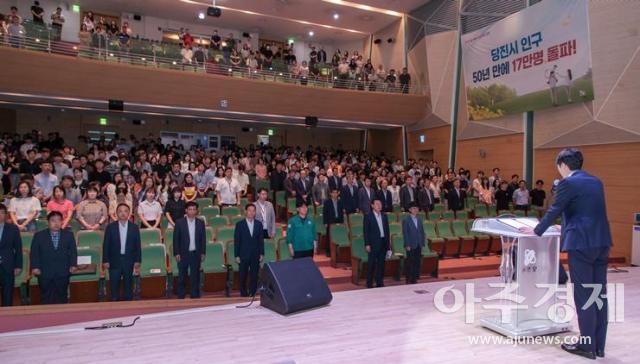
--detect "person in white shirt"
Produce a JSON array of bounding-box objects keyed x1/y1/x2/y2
[
  {"x1": 254, "y1": 188, "x2": 276, "y2": 239},
  {"x1": 137, "y1": 189, "x2": 162, "y2": 229},
  {"x1": 8, "y1": 181, "x2": 41, "y2": 232},
  {"x1": 216, "y1": 168, "x2": 240, "y2": 206},
  {"x1": 235, "y1": 165, "x2": 249, "y2": 196}
]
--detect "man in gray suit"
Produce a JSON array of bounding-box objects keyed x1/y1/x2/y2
[
  {"x1": 254, "y1": 188, "x2": 276, "y2": 239},
  {"x1": 358, "y1": 177, "x2": 374, "y2": 214},
  {"x1": 401, "y1": 202, "x2": 425, "y2": 284}
]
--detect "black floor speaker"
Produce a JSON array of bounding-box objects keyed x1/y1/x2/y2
[{"x1": 259, "y1": 258, "x2": 332, "y2": 315}]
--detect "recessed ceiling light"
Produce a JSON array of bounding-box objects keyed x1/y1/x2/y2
[
  {"x1": 308, "y1": 31, "x2": 314, "y2": 36},
  {"x1": 333, "y1": 13, "x2": 339, "y2": 20},
  {"x1": 198, "y1": 12, "x2": 205, "y2": 20}
]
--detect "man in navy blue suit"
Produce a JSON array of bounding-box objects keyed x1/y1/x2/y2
[
  {"x1": 0, "y1": 204, "x2": 23, "y2": 306},
  {"x1": 340, "y1": 175, "x2": 358, "y2": 214},
  {"x1": 103, "y1": 204, "x2": 141, "y2": 301},
  {"x1": 234, "y1": 203, "x2": 264, "y2": 297},
  {"x1": 402, "y1": 202, "x2": 425, "y2": 284},
  {"x1": 30, "y1": 211, "x2": 78, "y2": 304},
  {"x1": 323, "y1": 189, "x2": 344, "y2": 256},
  {"x1": 363, "y1": 199, "x2": 391, "y2": 288},
  {"x1": 523, "y1": 148, "x2": 611, "y2": 360},
  {"x1": 173, "y1": 202, "x2": 207, "y2": 299}
]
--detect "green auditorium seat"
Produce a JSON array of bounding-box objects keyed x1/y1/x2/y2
[
  {"x1": 442, "y1": 210, "x2": 456, "y2": 220},
  {"x1": 389, "y1": 222, "x2": 402, "y2": 237},
  {"x1": 205, "y1": 226, "x2": 215, "y2": 243},
  {"x1": 200, "y1": 241, "x2": 229, "y2": 293},
  {"x1": 349, "y1": 213, "x2": 364, "y2": 228},
  {"x1": 140, "y1": 228, "x2": 162, "y2": 247},
  {"x1": 196, "y1": 197, "x2": 212, "y2": 210},
  {"x1": 208, "y1": 215, "x2": 230, "y2": 230},
  {"x1": 222, "y1": 206, "x2": 241, "y2": 217},
  {"x1": 202, "y1": 206, "x2": 220, "y2": 219},
  {"x1": 329, "y1": 223, "x2": 350, "y2": 267},
  {"x1": 433, "y1": 204, "x2": 445, "y2": 213},
  {"x1": 468, "y1": 219, "x2": 492, "y2": 256},
  {"x1": 350, "y1": 236, "x2": 368, "y2": 285},
  {"x1": 275, "y1": 191, "x2": 286, "y2": 210},
  {"x1": 428, "y1": 211, "x2": 441, "y2": 220},
  {"x1": 14, "y1": 249, "x2": 29, "y2": 305},
  {"x1": 35, "y1": 219, "x2": 48, "y2": 231},
  {"x1": 452, "y1": 220, "x2": 477, "y2": 257},
  {"x1": 456, "y1": 210, "x2": 469, "y2": 220},
  {"x1": 139, "y1": 244, "x2": 168, "y2": 298},
  {"x1": 21, "y1": 232, "x2": 34, "y2": 250},
  {"x1": 474, "y1": 205, "x2": 489, "y2": 218},
  {"x1": 262, "y1": 239, "x2": 278, "y2": 265},
  {"x1": 229, "y1": 215, "x2": 244, "y2": 226},
  {"x1": 436, "y1": 220, "x2": 461, "y2": 258},
  {"x1": 76, "y1": 230, "x2": 103, "y2": 250},
  {"x1": 387, "y1": 213, "x2": 399, "y2": 223},
  {"x1": 423, "y1": 220, "x2": 444, "y2": 257},
  {"x1": 216, "y1": 226, "x2": 235, "y2": 244},
  {"x1": 286, "y1": 198, "x2": 297, "y2": 216},
  {"x1": 278, "y1": 238, "x2": 292, "y2": 260},
  {"x1": 70, "y1": 247, "x2": 102, "y2": 303}
]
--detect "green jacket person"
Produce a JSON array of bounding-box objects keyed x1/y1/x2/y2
[{"x1": 286, "y1": 202, "x2": 317, "y2": 258}]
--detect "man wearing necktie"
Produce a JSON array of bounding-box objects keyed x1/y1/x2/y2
[
  {"x1": 323, "y1": 189, "x2": 345, "y2": 257},
  {"x1": 102, "y1": 203, "x2": 141, "y2": 301},
  {"x1": 30, "y1": 211, "x2": 77, "y2": 304},
  {"x1": 446, "y1": 178, "x2": 466, "y2": 212},
  {"x1": 234, "y1": 204, "x2": 264, "y2": 297},
  {"x1": 358, "y1": 177, "x2": 374, "y2": 214},
  {"x1": 376, "y1": 179, "x2": 393, "y2": 213},
  {"x1": 173, "y1": 202, "x2": 206, "y2": 299},
  {"x1": 402, "y1": 202, "x2": 425, "y2": 284},
  {"x1": 363, "y1": 199, "x2": 391, "y2": 288},
  {"x1": 418, "y1": 182, "x2": 435, "y2": 212},
  {"x1": 295, "y1": 169, "x2": 312, "y2": 206},
  {"x1": 0, "y1": 203, "x2": 23, "y2": 306},
  {"x1": 400, "y1": 176, "x2": 417, "y2": 212}
]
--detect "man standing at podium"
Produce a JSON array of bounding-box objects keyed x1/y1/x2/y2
[{"x1": 521, "y1": 148, "x2": 611, "y2": 360}]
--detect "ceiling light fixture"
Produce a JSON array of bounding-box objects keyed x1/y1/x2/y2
[
  {"x1": 333, "y1": 13, "x2": 339, "y2": 20},
  {"x1": 180, "y1": 0, "x2": 367, "y2": 34},
  {"x1": 198, "y1": 11, "x2": 205, "y2": 20},
  {"x1": 308, "y1": 31, "x2": 314, "y2": 37},
  {"x1": 321, "y1": 0, "x2": 403, "y2": 17}
]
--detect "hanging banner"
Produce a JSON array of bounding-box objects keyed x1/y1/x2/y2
[{"x1": 461, "y1": 0, "x2": 593, "y2": 120}]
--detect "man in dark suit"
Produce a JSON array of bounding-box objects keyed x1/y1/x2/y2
[
  {"x1": 30, "y1": 211, "x2": 77, "y2": 304},
  {"x1": 340, "y1": 176, "x2": 358, "y2": 214},
  {"x1": 358, "y1": 177, "x2": 374, "y2": 214},
  {"x1": 524, "y1": 148, "x2": 612, "y2": 360},
  {"x1": 102, "y1": 203, "x2": 141, "y2": 301},
  {"x1": 446, "y1": 178, "x2": 466, "y2": 211},
  {"x1": 363, "y1": 199, "x2": 391, "y2": 289},
  {"x1": 323, "y1": 189, "x2": 345, "y2": 256},
  {"x1": 295, "y1": 169, "x2": 313, "y2": 206},
  {"x1": 0, "y1": 204, "x2": 23, "y2": 306},
  {"x1": 328, "y1": 169, "x2": 342, "y2": 192},
  {"x1": 376, "y1": 179, "x2": 393, "y2": 213},
  {"x1": 399, "y1": 176, "x2": 417, "y2": 212},
  {"x1": 173, "y1": 201, "x2": 206, "y2": 299},
  {"x1": 233, "y1": 204, "x2": 264, "y2": 297},
  {"x1": 284, "y1": 170, "x2": 297, "y2": 199},
  {"x1": 269, "y1": 162, "x2": 287, "y2": 191},
  {"x1": 417, "y1": 183, "x2": 435, "y2": 212},
  {"x1": 402, "y1": 203, "x2": 425, "y2": 284}
]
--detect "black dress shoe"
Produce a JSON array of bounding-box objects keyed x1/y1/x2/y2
[
  {"x1": 561, "y1": 344, "x2": 595, "y2": 360},
  {"x1": 596, "y1": 350, "x2": 605, "y2": 358}
]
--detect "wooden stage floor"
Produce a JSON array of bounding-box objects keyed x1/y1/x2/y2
[{"x1": 0, "y1": 268, "x2": 636, "y2": 364}]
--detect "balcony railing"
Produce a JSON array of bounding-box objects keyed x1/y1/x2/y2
[{"x1": 1, "y1": 24, "x2": 428, "y2": 95}]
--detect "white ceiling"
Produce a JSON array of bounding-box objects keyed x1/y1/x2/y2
[{"x1": 75, "y1": 0, "x2": 430, "y2": 42}]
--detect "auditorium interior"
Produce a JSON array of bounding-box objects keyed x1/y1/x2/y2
[{"x1": 0, "y1": 0, "x2": 638, "y2": 363}]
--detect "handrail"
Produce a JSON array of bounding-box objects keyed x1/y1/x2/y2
[{"x1": 1, "y1": 31, "x2": 429, "y2": 95}]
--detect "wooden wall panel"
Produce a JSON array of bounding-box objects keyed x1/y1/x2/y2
[
  {"x1": 535, "y1": 143, "x2": 640, "y2": 261},
  {"x1": 407, "y1": 125, "x2": 451, "y2": 164},
  {"x1": 0, "y1": 47, "x2": 428, "y2": 126},
  {"x1": 11, "y1": 109, "x2": 364, "y2": 150},
  {"x1": 456, "y1": 134, "x2": 524, "y2": 178},
  {"x1": 367, "y1": 128, "x2": 402, "y2": 159}
]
